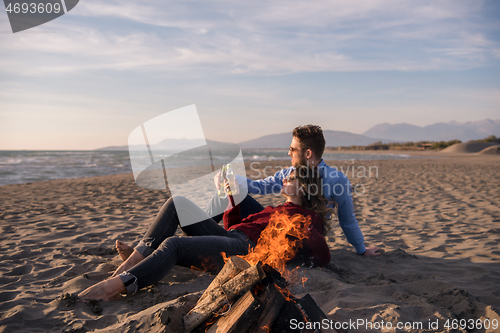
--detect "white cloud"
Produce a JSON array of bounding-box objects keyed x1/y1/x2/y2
[{"x1": 0, "y1": 0, "x2": 498, "y2": 77}]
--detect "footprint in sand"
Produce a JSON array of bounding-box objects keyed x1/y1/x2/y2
[{"x1": 4, "y1": 264, "x2": 33, "y2": 276}]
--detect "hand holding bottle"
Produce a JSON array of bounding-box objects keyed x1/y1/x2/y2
[
  {"x1": 225, "y1": 164, "x2": 239, "y2": 196},
  {"x1": 214, "y1": 165, "x2": 227, "y2": 198},
  {"x1": 224, "y1": 178, "x2": 237, "y2": 207}
]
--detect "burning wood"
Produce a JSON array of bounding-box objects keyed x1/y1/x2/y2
[
  {"x1": 183, "y1": 257, "x2": 336, "y2": 333},
  {"x1": 184, "y1": 211, "x2": 334, "y2": 332},
  {"x1": 240, "y1": 211, "x2": 313, "y2": 280},
  {"x1": 183, "y1": 258, "x2": 265, "y2": 333}
]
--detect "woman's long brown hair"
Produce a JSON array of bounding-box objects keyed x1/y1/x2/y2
[{"x1": 294, "y1": 166, "x2": 337, "y2": 235}]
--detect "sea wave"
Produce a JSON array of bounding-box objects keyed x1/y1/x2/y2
[{"x1": 0, "y1": 149, "x2": 421, "y2": 186}]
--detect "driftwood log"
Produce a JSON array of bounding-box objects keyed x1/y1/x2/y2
[
  {"x1": 198, "y1": 256, "x2": 250, "y2": 305},
  {"x1": 205, "y1": 280, "x2": 287, "y2": 333},
  {"x1": 206, "y1": 289, "x2": 263, "y2": 333},
  {"x1": 183, "y1": 259, "x2": 265, "y2": 333},
  {"x1": 250, "y1": 283, "x2": 287, "y2": 333}
]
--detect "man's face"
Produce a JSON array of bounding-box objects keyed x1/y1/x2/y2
[{"x1": 288, "y1": 137, "x2": 308, "y2": 168}]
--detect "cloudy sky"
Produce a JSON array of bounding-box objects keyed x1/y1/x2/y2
[{"x1": 1, "y1": 0, "x2": 499, "y2": 149}]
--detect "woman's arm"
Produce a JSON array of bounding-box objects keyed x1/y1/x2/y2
[
  {"x1": 223, "y1": 199, "x2": 242, "y2": 230},
  {"x1": 299, "y1": 214, "x2": 330, "y2": 266},
  {"x1": 222, "y1": 178, "x2": 244, "y2": 230},
  {"x1": 302, "y1": 227, "x2": 331, "y2": 267}
]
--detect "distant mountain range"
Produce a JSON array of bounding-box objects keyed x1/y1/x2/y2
[
  {"x1": 238, "y1": 130, "x2": 390, "y2": 149},
  {"x1": 362, "y1": 119, "x2": 500, "y2": 142},
  {"x1": 96, "y1": 138, "x2": 206, "y2": 151},
  {"x1": 96, "y1": 138, "x2": 235, "y2": 151},
  {"x1": 97, "y1": 131, "x2": 387, "y2": 151},
  {"x1": 96, "y1": 119, "x2": 500, "y2": 151}
]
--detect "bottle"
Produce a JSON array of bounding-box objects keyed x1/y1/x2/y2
[
  {"x1": 225, "y1": 163, "x2": 236, "y2": 196},
  {"x1": 218, "y1": 165, "x2": 227, "y2": 199}
]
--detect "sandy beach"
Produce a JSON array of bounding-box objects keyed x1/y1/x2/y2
[{"x1": 1, "y1": 154, "x2": 499, "y2": 332}]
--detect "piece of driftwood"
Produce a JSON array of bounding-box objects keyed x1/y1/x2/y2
[
  {"x1": 203, "y1": 278, "x2": 291, "y2": 333},
  {"x1": 198, "y1": 256, "x2": 250, "y2": 305},
  {"x1": 250, "y1": 283, "x2": 287, "y2": 333},
  {"x1": 270, "y1": 293, "x2": 334, "y2": 333},
  {"x1": 183, "y1": 262, "x2": 265, "y2": 333},
  {"x1": 205, "y1": 289, "x2": 266, "y2": 333},
  {"x1": 297, "y1": 294, "x2": 330, "y2": 326}
]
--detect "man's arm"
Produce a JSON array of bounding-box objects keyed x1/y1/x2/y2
[
  {"x1": 334, "y1": 177, "x2": 381, "y2": 257},
  {"x1": 331, "y1": 173, "x2": 367, "y2": 255},
  {"x1": 245, "y1": 168, "x2": 291, "y2": 195}
]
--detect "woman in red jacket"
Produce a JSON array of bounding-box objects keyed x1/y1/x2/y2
[{"x1": 79, "y1": 166, "x2": 334, "y2": 301}]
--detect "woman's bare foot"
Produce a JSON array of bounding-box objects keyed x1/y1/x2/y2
[
  {"x1": 111, "y1": 250, "x2": 145, "y2": 277},
  {"x1": 116, "y1": 240, "x2": 134, "y2": 261},
  {"x1": 78, "y1": 276, "x2": 126, "y2": 301}
]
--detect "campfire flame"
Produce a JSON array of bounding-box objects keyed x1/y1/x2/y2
[
  {"x1": 240, "y1": 210, "x2": 312, "y2": 279},
  {"x1": 191, "y1": 256, "x2": 218, "y2": 273},
  {"x1": 190, "y1": 211, "x2": 323, "y2": 333},
  {"x1": 275, "y1": 284, "x2": 294, "y2": 302},
  {"x1": 302, "y1": 276, "x2": 308, "y2": 288}
]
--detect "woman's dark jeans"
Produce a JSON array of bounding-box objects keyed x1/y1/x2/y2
[{"x1": 119, "y1": 195, "x2": 264, "y2": 293}]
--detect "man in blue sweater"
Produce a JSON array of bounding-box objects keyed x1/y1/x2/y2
[{"x1": 207, "y1": 124, "x2": 381, "y2": 257}]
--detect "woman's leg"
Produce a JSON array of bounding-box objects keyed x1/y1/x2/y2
[
  {"x1": 112, "y1": 197, "x2": 180, "y2": 276},
  {"x1": 116, "y1": 195, "x2": 263, "y2": 261},
  {"x1": 125, "y1": 231, "x2": 252, "y2": 291},
  {"x1": 136, "y1": 196, "x2": 229, "y2": 254},
  {"x1": 204, "y1": 193, "x2": 265, "y2": 222},
  {"x1": 80, "y1": 196, "x2": 244, "y2": 300},
  {"x1": 113, "y1": 196, "x2": 230, "y2": 276},
  {"x1": 116, "y1": 240, "x2": 133, "y2": 261},
  {"x1": 238, "y1": 195, "x2": 266, "y2": 219},
  {"x1": 79, "y1": 231, "x2": 252, "y2": 301}
]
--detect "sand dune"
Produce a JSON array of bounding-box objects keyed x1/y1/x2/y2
[
  {"x1": 477, "y1": 145, "x2": 500, "y2": 155},
  {"x1": 441, "y1": 142, "x2": 498, "y2": 153},
  {"x1": 1, "y1": 156, "x2": 500, "y2": 332}
]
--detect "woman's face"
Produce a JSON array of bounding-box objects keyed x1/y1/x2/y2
[{"x1": 281, "y1": 171, "x2": 300, "y2": 197}]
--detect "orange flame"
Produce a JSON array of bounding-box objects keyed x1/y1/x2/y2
[
  {"x1": 275, "y1": 284, "x2": 294, "y2": 302},
  {"x1": 241, "y1": 210, "x2": 312, "y2": 279},
  {"x1": 276, "y1": 285, "x2": 309, "y2": 323},
  {"x1": 191, "y1": 255, "x2": 218, "y2": 273},
  {"x1": 220, "y1": 251, "x2": 230, "y2": 263},
  {"x1": 204, "y1": 316, "x2": 218, "y2": 332}
]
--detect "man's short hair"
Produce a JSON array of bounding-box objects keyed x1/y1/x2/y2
[{"x1": 292, "y1": 124, "x2": 325, "y2": 159}]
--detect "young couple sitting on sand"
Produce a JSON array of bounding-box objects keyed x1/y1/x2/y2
[{"x1": 79, "y1": 125, "x2": 381, "y2": 301}]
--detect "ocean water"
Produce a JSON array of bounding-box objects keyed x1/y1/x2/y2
[{"x1": 0, "y1": 149, "x2": 414, "y2": 186}]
